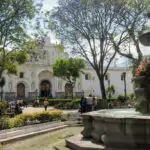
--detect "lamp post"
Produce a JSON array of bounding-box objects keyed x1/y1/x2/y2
[
  {"x1": 105, "y1": 73, "x2": 110, "y2": 87},
  {"x1": 9, "y1": 82, "x2": 12, "y2": 92},
  {"x1": 31, "y1": 82, "x2": 34, "y2": 98},
  {"x1": 121, "y1": 72, "x2": 127, "y2": 101},
  {"x1": 105, "y1": 73, "x2": 111, "y2": 99}
]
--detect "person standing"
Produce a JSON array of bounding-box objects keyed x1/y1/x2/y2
[
  {"x1": 93, "y1": 96, "x2": 97, "y2": 111},
  {"x1": 44, "y1": 98, "x2": 48, "y2": 111},
  {"x1": 86, "y1": 94, "x2": 93, "y2": 112},
  {"x1": 79, "y1": 96, "x2": 87, "y2": 113}
]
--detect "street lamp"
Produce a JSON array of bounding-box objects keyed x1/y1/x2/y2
[
  {"x1": 121, "y1": 72, "x2": 127, "y2": 101},
  {"x1": 105, "y1": 73, "x2": 111, "y2": 99},
  {"x1": 31, "y1": 82, "x2": 34, "y2": 97},
  {"x1": 105, "y1": 73, "x2": 110, "y2": 87},
  {"x1": 9, "y1": 82, "x2": 12, "y2": 92}
]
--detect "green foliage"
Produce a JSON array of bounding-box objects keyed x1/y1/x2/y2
[
  {"x1": 0, "y1": 100, "x2": 7, "y2": 115},
  {"x1": 106, "y1": 85, "x2": 115, "y2": 99},
  {"x1": 56, "y1": 44, "x2": 64, "y2": 52},
  {"x1": 117, "y1": 94, "x2": 130, "y2": 102},
  {"x1": 53, "y1": 58, "x2": 85, "y2": 99},
  {"x1": 54, "y1": 98, "x2": 80, "y2": 109},
  {"x1": 0, "y1": 0, "x2": 43, "y2": 78},
  {"x1": 53, "y1": 58, "x2": 85, "y2": 85},
  {"x1": 0, "y1": 117, "x2": 10, "y2": 130},
  {"x1": 128, "y1": 93, "x2": 135, "y2": 101},
  {"x1": 0, "y1": 110, "x2": 62, "y2": 130}
]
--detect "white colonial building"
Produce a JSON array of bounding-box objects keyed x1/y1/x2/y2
[{"x1": 3, "y1": 37, "x2": 134, "y2": 100}]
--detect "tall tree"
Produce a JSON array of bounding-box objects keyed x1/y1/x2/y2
[
  {"x1": 53, "y1": 58, "x2": 85, "y2": 99},
  {"x1": 0, "y1": 0, "x2": 43, "y2": 79},
  {"x1": 46, "y1": 0, "x2": 126, "y2": 102},
  {"x1": 110, "y1": 0, "x2": 149, "y2": 74}
]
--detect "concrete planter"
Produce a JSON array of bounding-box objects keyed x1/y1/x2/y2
[{"x1": 133, "y1": 76, "x2": 150, "y2": 113}]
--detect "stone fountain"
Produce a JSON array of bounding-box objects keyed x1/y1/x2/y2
[{"x1": 66, "y1": 13, "x2": 150, "y2": 150}]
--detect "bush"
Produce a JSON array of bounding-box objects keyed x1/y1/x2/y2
[
  {"x1": 117, "y1": 94, "x2": 129, "y2": 102},
  {"x1": 0, "y1": 117, "x2": 10, "y2": 130},
  {"x1": 0, "y1": 110, "x2": 62, "y2": 130},
  {"x1": 128, "y1": 93, "x2": 135, "y2": 101},
  {"x1": 53, "y1": 98, "x2": 80, "y2": 109},
  {"x1": 107, "y1": 98, "x2": 118, "y2": 102},
  {"x1": 34, "y1": 110, "x2": 62, "y2": 122},
  {"x1": 0, "y1": 100, "x2": 7, "y2": 115}
]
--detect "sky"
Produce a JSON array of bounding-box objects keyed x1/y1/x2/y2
[
  {"x1": 41, "y1": 0, "x2": 59, "y2": 43},
  {"x1": 41, "y1": 0, "x2": 150, "y2": 67},
  {"x1": 42, "y1": 0, "x2": 58, "y2": 11}
]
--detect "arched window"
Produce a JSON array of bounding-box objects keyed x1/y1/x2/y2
[
  {"x1": 78, "y1": 83, "x2": 81, "y2": 90},
  {"x1": 85, "y1": 74, "x2": 89, "y2": 80},
  {"x1": 85, "y1": 73, "x2": 91, "y2": 80}
]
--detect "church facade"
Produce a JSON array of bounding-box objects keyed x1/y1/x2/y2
[{"x1": 3, "y1": 37, "x2": 134, "y2": 100}]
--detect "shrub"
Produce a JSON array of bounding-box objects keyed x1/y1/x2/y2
[
  {"x1": 0, "y1": 117, "x2": 10, "y2": 130},
  {"x1": 0, "y1": 110, "x2": 62, "y2": 130},
  {"x1": 9, "y1": 116, "x2": 24, "y2": 128},
  {"x1": 117, "y1": 94, "x2": 129, "y2": 102},
  {"x1": 0, "y1": 100, "x2": 7, "y2": 115},
  {"x1": 16, "y1": 113, "x2": 35, "y2": 125},
  {"x1": 128, "y1": 93, "x2": 135, "y2": 101},
  {"x1": 107, "y1": 98, "x2": 118, "y2": 102}
]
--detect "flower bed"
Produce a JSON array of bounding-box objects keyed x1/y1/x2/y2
[{"x1": 0, "y1": 110, "x2": 62, "y2": 130}]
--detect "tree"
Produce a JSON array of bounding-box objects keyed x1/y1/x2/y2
[
  {"x1": 0, "y1": 0, "x2": 43, "y2": 79},
  {"x1": 110, "y1": 0, "x2": 149, "y2": 75},
  {"x1": 106, "y1": 85, "x2": 115, "y2": 99},
  {"x1": 47, "y1": 0, "x2": 128, "y2": 103},
  {"x1": 0, "y1": 76, "x2": 5, "y2": 100},
  {"x1": 53, "y1": 58, "x2": 85, "y2": 99}
]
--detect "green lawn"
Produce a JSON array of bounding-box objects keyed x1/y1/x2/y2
[{"x1": 2, "y1": 126, "x2": 83, "y2": 150}]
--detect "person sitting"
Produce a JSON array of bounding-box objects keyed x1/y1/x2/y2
[
  {"x1": 79, "y1": 96, "x2": 87, "y2": 113},
  {"x1": 15, "y1": 103, "x2": 22, "y2": 115}
]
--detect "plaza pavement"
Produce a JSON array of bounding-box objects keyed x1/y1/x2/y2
[{"x1": 23, "y1": 106, "x2": 78, "y2": 114}]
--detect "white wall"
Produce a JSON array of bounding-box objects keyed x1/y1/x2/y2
[{"x1": 80, "y1": 68, "x2": 133, "y2": 97}]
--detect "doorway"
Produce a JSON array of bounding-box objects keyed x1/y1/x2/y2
[
  {"x1": 40, "y1": 80, "x2": 51, "y2": 97},
  {"x1": 17, "y1": 83, "x2": 25, "y2": 98}
]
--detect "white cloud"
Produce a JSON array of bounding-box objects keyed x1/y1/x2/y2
[{"x1": 43, "y1": 0, "x2": 58, "y2": 11}]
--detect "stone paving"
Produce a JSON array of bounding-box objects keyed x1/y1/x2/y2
[
  {"x1": 2, "y1": 126, "x2": 83, "y2": 150},
  {"x1": 0, "y1": 121, "x2": 67, "y2": 144},
  {"x1": 23, "y1": 106, "x2": 78, "y2": 114}
]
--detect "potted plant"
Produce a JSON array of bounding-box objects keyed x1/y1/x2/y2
[{"x1": 134, "y1": 56, "x2": 150, "y2": 113}]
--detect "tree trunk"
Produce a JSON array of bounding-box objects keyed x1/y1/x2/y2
[
  {"x1": 72, "y1": 87, "x2": 74, "y2": 100},
  {"x1": 98, "y1": 75, "x2": 108, "y2": 108}
]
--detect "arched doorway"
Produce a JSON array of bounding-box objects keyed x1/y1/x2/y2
[
  {"x1": 40, "y1": 80, "x2": 51, "y2": 97},
  {"x1": 17, "y1": 83, "x2": 25, "y2": 98},
  {"x1": 65, "y1": 83, "x2": 73, "y2": 97}
]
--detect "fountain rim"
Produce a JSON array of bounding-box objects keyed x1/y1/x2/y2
[{"x1": 82, "y1": 108, "x2": 150, "y2": 119}]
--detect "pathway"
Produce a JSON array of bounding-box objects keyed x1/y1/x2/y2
[
  {"x1": 2, "y1": 126, "x2": 83, "y2": 150},
  {"x1": 23, "y1": 107, "x2": 78, "y2": 114}
]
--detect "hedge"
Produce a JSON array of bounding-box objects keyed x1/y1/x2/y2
[
  {"x1": 31, "y1": 98, "x2": 73, "y2": 106},
  {"x1": 54, "y1": 99, "x2": 80, "y2": 109},
  {"x1": 0, "y1": 110, "x2": 62, "y2": 130}
]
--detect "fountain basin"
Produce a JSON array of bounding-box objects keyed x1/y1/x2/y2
[{"x1": 81, "y1": 109, "x2": 150, "y2": 149}]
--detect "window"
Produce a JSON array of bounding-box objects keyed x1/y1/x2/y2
[
  {"x1": 78, "y1": 83, "x2": 81, "y2": 90},
  {"x1": 31, "y1": 72, "x2": 34, "y2": 77},
  {"x1": 85, "y1": 74, "x2": 91, "y2": 80},
  {"x1": 19, "y1": 72, "x2": 24, "y2": 78},
  {"x1": 85, "y1": 74, "x2": 89, "y2": 80}
]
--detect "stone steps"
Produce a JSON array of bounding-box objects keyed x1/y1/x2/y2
[{"x1": 66, "y1": 134, "x2": 105, "y2": 150}]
